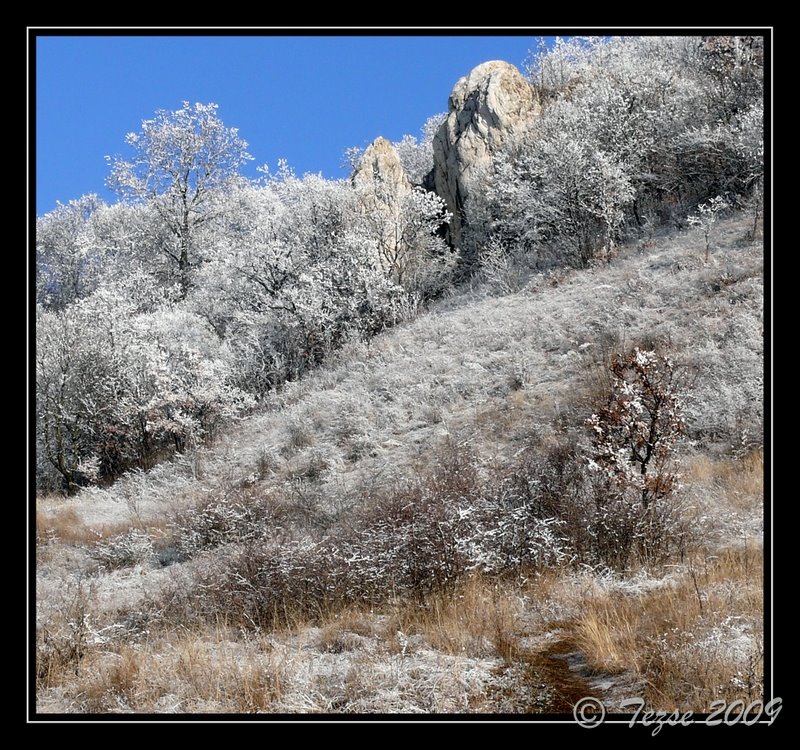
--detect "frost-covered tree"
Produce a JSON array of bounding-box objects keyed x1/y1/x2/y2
[
  {"x1": 352, "y1": 180, "x2": 452, "y2": 293},
  {"x1": 192, "y1": 170, "x2": 406, "y2": 393},
  {"x1": 36, "y1": 280, "x2": 252, "y2": 492},
  {"x1": 393, "y1": 112, "x2": 447, "y2": 185},
  {"x1": 587, "y1": 348, "x2": 685, "y2": 509},
  {"x1": 586, "y1": 348, "x2": 687, "y2": 566},
  {"x1": 37, "y1": 302, "x2": 117, "y2": 492},
  {"x1": 106, "y1": 102, "x2": 252, "y2": 296},
  {"x1": 486, "y1": 115, "x2": 634, "y2": 266},
  {"x1": 36, "y1": 287, "x2": 151, "y2": 492},
  {"x1": 696, "y1": 36, "x2": 764, "y2": 124},
  {"x1": 688, "y1": 195, "x2": 730, "y2": 262},
  {"x1": 89, "y1": 200, "x2": 188, "y2": 296},
  {"x1": 36, "y1": 194, "x2": 103, "y2": 309},
  {"x1": 113, "y1": 306, "x2": 253, "y2": 462},
  {"x1": 525, "y1": 35, "x2": 601, "y2": 95}
]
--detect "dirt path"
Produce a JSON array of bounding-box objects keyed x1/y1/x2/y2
[
  {"x1": 526, "y1": 635, "x2": 602, "y2": 712},
  {"x1": 492, "y1": 625, "x2": 630, "y2": 715}
]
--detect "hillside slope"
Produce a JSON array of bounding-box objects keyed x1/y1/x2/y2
[{"x1": 36, "y1": 212, "x2": 764, "y2": 714}]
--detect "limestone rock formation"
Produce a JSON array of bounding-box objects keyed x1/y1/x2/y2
[
  {"x1": 352, "y1": 136, "x2": 412, "y2": 195},
  {"x1": 432, "y1": 60, "x2": 539, "y2": 254},
  {"x1": 352, "y1": 137, "x2": 413, "y2": 281}
]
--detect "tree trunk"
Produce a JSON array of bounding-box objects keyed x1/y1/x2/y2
[{"x1": 179, "y1": 219, "x2": 191, "y2": 298}]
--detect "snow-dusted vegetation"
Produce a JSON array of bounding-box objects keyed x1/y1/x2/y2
[{"x1": 35, "y1": 35, "x2": 765, "y2": 715}]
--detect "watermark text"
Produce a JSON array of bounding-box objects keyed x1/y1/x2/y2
[{"x1": 573, "y1": 696, "x2": 782, "y2": 732}]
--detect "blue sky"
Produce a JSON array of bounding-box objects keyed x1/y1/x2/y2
[{"x1": 35, "y1": 34, "x2": 546, "y2": 216}]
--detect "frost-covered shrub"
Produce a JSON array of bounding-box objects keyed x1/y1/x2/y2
[
  {"x1": 475, "y1": 236, "x2": 525, "y2": 294},
  {"x1": 36, "y1": 297, "x2": 253, "y2": 492},
  {"x1": 337, "y1": 489, "x2": 470, "y2": 601},
  {"x1": 170, "y1": 494, "x2": 284, "y2": 558},
  {"x1": 587, "y1": 348, "x2": 685, "y2": 508},
  {"x1": 456, "y1": 503, "x2": 573, "y2": 574},
  {"x1": 91, "y1": 529, "x2": 155, "y2": 570},
  {"x1": 185, "y1": 448, "x2": 583, "y2": 629}
]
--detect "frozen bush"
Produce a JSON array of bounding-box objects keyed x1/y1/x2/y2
[{"x1": 91, "y1": 529, "x2": 155, "y2": 570}]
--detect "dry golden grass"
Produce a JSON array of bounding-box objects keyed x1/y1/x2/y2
[
  {"x1": 36, "y1": 580, "x2": 95, "y2": 695},
  {"x1": 720, "y1": 448, "x2": 763, "y2": 507},
  {"x1": 36, "y1": 501, "x2": 170, "y2": 569},
  {"x1": 383, "y1": 575, "x2": 522, "y2": 663},
  {"x1": 575, "y1": 542, "x2": 763, "y2": 711},
  {"x1": 37, "y1": 541, "x2": 763, "y2": 714},
  {"x1": 575, "y1": 605, "x2": 639, "y2": 674},
  {"x1": 36, "y1": 506, "x2": 156, "y2": 547},
  {"x1": 36, "y1": 444, "x2": 764, "y2": 714},
  {"x1": 36, "y1": 506, "x2": 94, "y2": 545},
  {"x1": 235, "y1": 663, "x2": 285, "y2": 712},
  {"x1": 687, "y1": 448, "x2": 763, "y2": 512},
  {"x1": 571, "y1": 450, "x2": 764, "y2": 711},
  {"x1": 316, "y1": 608, "x2": 377, "y2": 653},
  {"x1": 77, "y1": 647, "x2": 142, "y2": 712}
]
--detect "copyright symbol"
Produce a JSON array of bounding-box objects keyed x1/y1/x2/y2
[{"x1": 573, "y1": 697, "x2": 606, "y2": 728}]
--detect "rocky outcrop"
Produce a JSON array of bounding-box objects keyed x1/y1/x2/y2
[
  {"x1": 433, "y1": 61, "x2": 539, "y2": 254},
  {"x1": 352, "y1": 137, "x2": 412, "y2": 281},
  {"x1": 352, "y1": 136, "x2": 411, "y2": 195}
]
